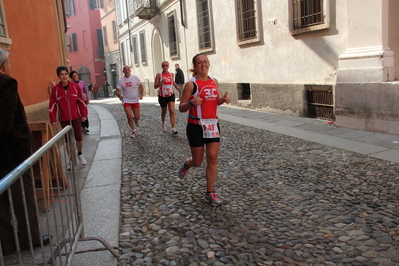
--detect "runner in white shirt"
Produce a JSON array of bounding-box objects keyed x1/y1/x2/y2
[{"x1": 115, "y1": 65, "x2": 144, "y2": 138}]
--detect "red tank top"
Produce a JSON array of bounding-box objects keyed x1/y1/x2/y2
[
  {"x1": 188, "y1": 77, "x2": 219, "y2": 125},
  {"x1": 158, "y1": 72, "x2": 174, "y2": 97}
]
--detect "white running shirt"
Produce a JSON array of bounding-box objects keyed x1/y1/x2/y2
[{"x1": 116, "y1": 75, "x2": 141, "y2": 104}]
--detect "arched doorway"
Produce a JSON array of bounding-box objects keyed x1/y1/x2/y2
[{"x1": 152, "y1": 29, "x2": 163, "y2": 79}]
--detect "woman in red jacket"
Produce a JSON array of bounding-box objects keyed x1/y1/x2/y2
[{"x1": 49, "y1": 66, "x2": 88, "y2": 165}]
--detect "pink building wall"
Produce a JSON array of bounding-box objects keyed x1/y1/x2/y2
[{"x1": 66, "y1": 0, "x2": 105, "y2": 90}]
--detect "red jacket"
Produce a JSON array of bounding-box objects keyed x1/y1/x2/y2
[{"x1": 49, "y1": 81, "x2": 88, "y2": 122}]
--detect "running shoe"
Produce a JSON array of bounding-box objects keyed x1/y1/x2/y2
[
  {"x1": 162, "y1": 122, "x2": 167, "y2": 131},
  {"x1": 78, "y1": 154, "x2": 87, "y2": 165},
  {"x1": 84, "y1": 127, "x2": 89, "y2": 132},
  {"x1": 178, "y1": 158, "x2": 191, "y2": 178},
  {"x1": 172, "y1": 128, "x2": 178, "y2": 135},
  {"x1": 134, "y1": 119, "x2": 139, "y2": 127},
  {"x1": 130, "y1": 130, "x2": 137, "y2": 138},
  {"x1": 205, "y1": 192, "x2": 222, "y2": 207}
]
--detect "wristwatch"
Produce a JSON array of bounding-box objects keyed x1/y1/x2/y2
[{"x1": 188, "y1": 100, "x2": 194, "y2": 107}]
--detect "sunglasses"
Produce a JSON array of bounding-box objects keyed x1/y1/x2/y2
[{"x1": 162, "y1": 65, "x2": 169, "y2": 67}]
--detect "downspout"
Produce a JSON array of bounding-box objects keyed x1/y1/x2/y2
[
  {"x1": 126, "y1": 0, "x2": 132, "y2": 53},
  {"x1": 180, "y1": 0, "x2": 189, "y2": 77}
]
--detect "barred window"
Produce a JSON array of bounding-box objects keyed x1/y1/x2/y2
[
  {"x1": 139, "y1": 30, "x2": 147, "y2": 64},
  {"x1": 168, "y1": 13, "x2": 177, "y2": 57},
  {"x1": 132, "y1": 35, "x2": 139, "y2": 66},
  {"x1": 292, "y1": 0, "x2": 323, "y2": 29},
  {"x1": 236, "y1": 0, "x2": 257, "y2": 41},
  {"x1": 196, "y1": 0, "x2": 212, "y2": 51}
]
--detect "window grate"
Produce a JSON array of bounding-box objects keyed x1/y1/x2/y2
[
  {"x1": 132, "y1": 35, "x2": 139, "y2": 65},
  {"x1": 139, "y1": 31, "x2": 147, "y2": 63},
  {"x1": 237, "y1": 0, "x2": 257, "y2": 41},
  {"x1": 306, "y1": 86, "x2": 334, "y2": 120},
  {"x1": 293, "y1": 0, "x2": 323, "y2": 29},
  {"x1": 168, "y1": 14, "x2": 177, "y2": 56},
  {"x1": 237, "y1": 83, "x2": 251, "y2": 100},
  {"x1": 197, "y1": 0, "x2": 211, "y2": 50}
]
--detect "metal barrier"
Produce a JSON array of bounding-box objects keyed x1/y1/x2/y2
[{"x1": 0, "y1": 125, "x2": 119, "y2": 266}]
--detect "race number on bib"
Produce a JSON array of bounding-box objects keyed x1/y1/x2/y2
[
  {"x1": 200, "y1": 119, "x2": 220, "y2": 138},
  {"x1": 163, "y1": 85, "x2": 173, "y2": 97}
]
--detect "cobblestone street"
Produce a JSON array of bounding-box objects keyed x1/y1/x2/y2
[{"x1": 97, "y1": 101, "x2": 399, "y2": 266}]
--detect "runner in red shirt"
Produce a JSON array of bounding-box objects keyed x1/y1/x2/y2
[
  {"x1": 178, "y1": 53, "x2": 230, "y2": 207},
  {"x1": 154, "y1": 61, "x2": 180, "y2": 134}
]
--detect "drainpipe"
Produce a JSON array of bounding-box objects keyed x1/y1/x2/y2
[
  {"x1": 180, "y1": 0, "x2": 189, "y2": 77},
  {"x1": 125, "y1": 0, "x2": 132, "y2": 53}
]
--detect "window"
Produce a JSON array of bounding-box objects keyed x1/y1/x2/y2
[
  {"x1": 0, "y1": 1, "x2": 10, "y2": 46},
  {"x1": 66, "y1": 34, "x2": 71, "y2": 53},
  {"x1": 293, "y1": 0, "x2": 322, "y2": 29},
  {"x1": 139, "y1": 30, "x2": 147, "y2": 64},
  {"x1": 97, "y1": 29, "x2": 104, "y2": 56},
  {"x1": 291, "y1": 0, "x2": 329, "y2": 35},
  {"x1": 63, "y1": 0, "x2": 75, "y2": 17},
  {"x1": 0, "y1": 3, "x2": 6, "y2": 37},
  {"x1": 168, "y1": 12, "x2": 178, "y2": 57},
  {"x1": 132, "y1": 35, "x2": 139, "y2": 66},
  {"x1": 100, "y1": 0, "x2": 103, "y2": 8},
  {"x1": 72, "y1": 33, "x2": 78, "y2": 51},
  {"x1": 90, "y1": 0, "x2": 100, "y2": 10},
  {"x1": 120, "y1": 42, "x2": 125, "y2": 66},
  {"x1": 236, "y1": 0, "x2": 256, "y2": 41},
  {"x1": 103, "y1": 26, "x2": 108, "y2": 46},
  {"x1": 115, "y1": 0, "x2": 122, "y2": 26},
  {"x1": 112, "y1": 21, "x2": 117, "y2": 43},
  {"x1": 196, "y1": 0, "x2": 213, "y2": 51}
]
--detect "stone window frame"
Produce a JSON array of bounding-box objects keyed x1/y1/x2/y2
[{"x1": 0, "y1": 0, "x2": 11, "y2": 48}]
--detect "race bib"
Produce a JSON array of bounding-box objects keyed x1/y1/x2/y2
[
  {"x1": 163, "y1": 85, "x2": 173, "y2": 96},
  {"x1": 200, "y1": 119, "x2": 220, "y2": 138}
]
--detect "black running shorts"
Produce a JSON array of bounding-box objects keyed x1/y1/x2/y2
[
  {"x1": 186, "y1": 122, "x2": 220, "y2": 147},
  {"x1": 158, "y1": 94, "x2": 175, "y2": 107}
]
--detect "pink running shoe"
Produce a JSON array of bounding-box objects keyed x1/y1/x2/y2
[
  {"x1": 178, "y1": 158, "x2": 191, "y2": 178},
  {"x1": 205, "y1": 192, "x2": 222, "y2": 207}
]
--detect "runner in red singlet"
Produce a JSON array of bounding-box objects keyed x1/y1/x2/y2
[
  {"x1": 154, "y1": 61, "x2": 179, "y2": 134},
  {"x1": 177, "y1": 53, "x2": 230, "y2": 207}
]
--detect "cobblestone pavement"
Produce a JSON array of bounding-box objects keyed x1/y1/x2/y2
[{"x1": 98, "y1": 102, "x2": 399, "y2": 266}]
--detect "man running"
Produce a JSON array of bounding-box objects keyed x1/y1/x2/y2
[{"x1": 115, "y1": 65, "x2": 144, "y2": 138}]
